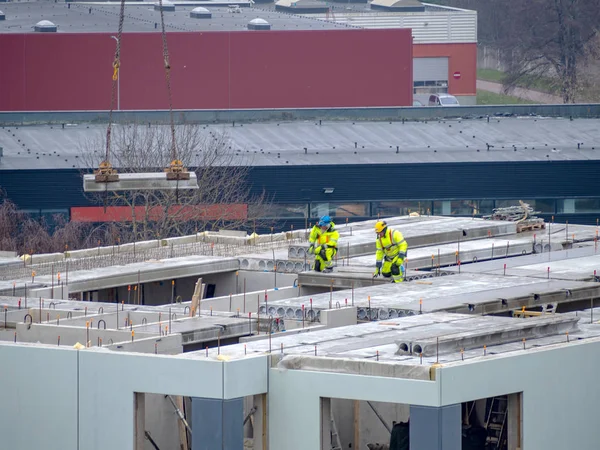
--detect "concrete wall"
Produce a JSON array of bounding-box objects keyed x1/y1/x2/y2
[
  {"x1": 198, "y1": 284, "x2": 299, "y2": 315},
  {"x1": 268, "y1": 368, "x2": 439, "y2": 450},
  {"x1": 0, "y1": 345, "x2": 78, "y2": 450},
  {"x1": 15, "y1": 323, "x2": 156, "y2": 347},
  {"x1": 3, "y1": 335, "x2": 600, "y2": 450},
  {"x1": 0, "y1": 343, "x2": 268, "y2": 450},
  {"x1": 439, "y1": 338, "x2": 600, "y2": 450},
  {"x1": 91, "y1": 271, "x2": 297, "y2": 306}
]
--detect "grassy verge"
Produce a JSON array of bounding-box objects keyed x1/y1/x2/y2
[
  {"x1": 477, "y1": 69, "x2": 558, "y2": 94},
  {"x1": 476, "y1": 90, "x2": 536, "y2": 105}
]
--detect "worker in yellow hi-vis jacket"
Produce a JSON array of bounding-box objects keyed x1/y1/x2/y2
[
  {"x1": 307, "y1": 215, "x2": 339, "y2": 273},
  {"x1": 372, "y1": 220, "x2": 408, "y2": 283}
]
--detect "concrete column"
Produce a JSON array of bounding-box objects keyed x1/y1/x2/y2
[
  {"x1": 320, "y1": 397, "x2": 332, "y2": 450},
  {"x1": 507, "y1": 393, "x2": 522, "y2": 450},
  {"x1": 191, "y1": 397, "x2": 243, "y2": 450},
  {"x1": 409, "y1": 404, "x2": 461, "y2": 450},
  {"x1": 134, "y1": 392, "x2": 145, "y2": 450}
]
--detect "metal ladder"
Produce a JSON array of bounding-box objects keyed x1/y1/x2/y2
[
  {"x1": 330, "y1": 409, "x2": 342, "y2": 450},
  {"x1": 485, "y1": 396, "x2": 508, "y2": 450}
]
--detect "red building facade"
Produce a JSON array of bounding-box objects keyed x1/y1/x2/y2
[{"x1": 0, "y1": 29, "x2": 413, "y2": 111}]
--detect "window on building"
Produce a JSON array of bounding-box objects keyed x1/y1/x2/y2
[
  {"x1": 494, "y1": 199, "x2": 555, "y2": 213},
  {"x1": 557, "y1": 198, "x2": 600, "y2": 213},
  {"x1": 372, "y1": 201, "x2": 432, "y2": 217},
  {"x1": 310, "y1": 202, "x2": 369, "y2": 218},
  {"x1": 413, "y1": 80, "x2": 449, "y2": 95},
  {"x1": 433, "y1": 200, "x2": 493, "y2": 216},
  {"x1": 249, "y1": 203, "x2": 308, "y2": 219}
]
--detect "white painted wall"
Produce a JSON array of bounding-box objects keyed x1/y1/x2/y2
[
  {"x1": 4, "y1": 335, "x2": 600, "y2": 450},
  {"x1": 268, "y1": 368, "x2": 439, "y2": 450},
  {"x1": 0, "y1": 343, "x2": 268, "y2": 450},
  {"x1": 0, "y1": 345, "x2": 78, "y2": 450},
  {"x1": 439, "y1": 338, "x2": 600, "y2": 450}
]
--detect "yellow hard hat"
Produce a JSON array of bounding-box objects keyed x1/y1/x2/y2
[{"x1": 374, "y1": 221, "x2": 387, "y2": 233}]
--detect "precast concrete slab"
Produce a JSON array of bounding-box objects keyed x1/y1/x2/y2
[
  {"x1": 32, "y1": 255, "x2": 239, "y2": 293},
  {"x1": 395, "y1": 314, "x2": 579, "y2": 356},
  {"x1": 446, "y1": 246, "x2": 600, "y2": 281},
  {"x1": 288, "y1": 217, "x2": 517, "y2": 260},
  {"x1": 297, "y1": 266, "x2": 453, "y2": 290},
  {"x1": 133, "y1": 314, "x2": 258, "y2": 346},
  {"x1": 259, "y1": 273, "x2": 600, "y2": 320},
  {"x1": 347, "y1": 236, "x2": 539, "y2": 270},
  {"x1": 238, "y1": 256, "x2": 310, "y2": 273},
  {"x1": 199, "y1": 312, "x2": 600, "y2": 371},
  {"x1": 83, "y1": 172, "x2": 199, "y2": 192}
]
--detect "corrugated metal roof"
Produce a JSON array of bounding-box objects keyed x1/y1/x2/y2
[
  {"x1": 1, "y1": 117, "x2": 599, "y2": 170},
  {"x1": 0, "y1": 1, "x2": 346, "y2": 33},
  {"x1": 304, "y1": 8, "x2": 477, "y2": 43}
]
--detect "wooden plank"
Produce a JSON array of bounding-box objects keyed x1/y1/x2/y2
[{"x1": 190, "y1": 277, "x2": 203, "y2": 317}]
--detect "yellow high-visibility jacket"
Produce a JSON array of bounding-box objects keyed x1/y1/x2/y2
[
  {"x1": 309, "y1": 223, "x2": 339, "y2": 248},
  {"x1": 376, "y1": 228, "x2": 407, "y2": 263}
]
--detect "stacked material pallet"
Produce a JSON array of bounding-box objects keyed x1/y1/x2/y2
[{"x1": 483, "y1": 201, "x2": 545, "y2": 233}]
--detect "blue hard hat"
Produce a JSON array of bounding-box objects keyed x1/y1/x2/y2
[{"x1": 318, "y1": 215, "x2": 331, "y2": 227}]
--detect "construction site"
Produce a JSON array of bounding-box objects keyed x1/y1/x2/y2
[
  {"x1": 2, "y1": 0, "x2": 600, "y2": 449},
  {"x1": 1, "y1": 205, "x2": 600, "y2": 450}
]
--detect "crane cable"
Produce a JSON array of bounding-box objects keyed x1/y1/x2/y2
[
  {"x1": 96, "y1": 0, "x2": 127, "y2": 182},
  {"x1": 158, "y1": 0, "x2": 189, "y2": 181}
]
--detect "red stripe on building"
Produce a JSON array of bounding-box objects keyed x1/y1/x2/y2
[{"x1": 71, "y1": 205, "x2": 248, "y2": 222}]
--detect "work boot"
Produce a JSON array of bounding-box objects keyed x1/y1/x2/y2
[{"x1": 322, "y1": 267, "x2": 333, "y2": 273}]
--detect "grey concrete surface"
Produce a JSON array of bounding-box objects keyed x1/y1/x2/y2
[
  {"x1": 199, "y1": 311, "x2": 600, "y2": 367},
  {"x1": 262, "y1": 272, "x2": 600, "y2": 318}
]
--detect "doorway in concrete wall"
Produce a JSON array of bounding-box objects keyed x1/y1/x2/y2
[
  {"x1": 134, "y1": 392, "x2": 192, "y2": 450},
  {"x1": 321, "y1": 397, "x2": 410, "y2": 450},
  {"x1": 461, "y1": 393, "x2": 522, "y2": 450},
  {"x1": 134, "y1": 391, "x2": 260, "y2": 450}
]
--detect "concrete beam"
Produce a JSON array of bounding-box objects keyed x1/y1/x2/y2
[
  {"x1": 83, "y1": 172, "x2": 199, "y2": 192},
  {"x1": 34, "y1": 257, "x2": 240, "y2": 293},
  {"x1": 396, "y1": 315, "x2": 580, "y2": 356}
]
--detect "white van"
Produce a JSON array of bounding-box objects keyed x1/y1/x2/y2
[{"x1": 428, "y1": 94, "x2": 460, "y2": 107}]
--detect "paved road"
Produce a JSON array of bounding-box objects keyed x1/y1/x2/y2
[{"x1": 477, "y1": 80, "x2": 563, "y2": 104}]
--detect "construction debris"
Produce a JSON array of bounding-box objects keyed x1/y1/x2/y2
[{"x1": 483, "y1": 200, "x2": 545, "y2": 233}]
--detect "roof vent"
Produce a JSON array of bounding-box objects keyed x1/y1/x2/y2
[
  {"x1": 275, "y1": 0, "x2": 330, "y2": 13},
  {"x1": 34, "y1": 20, "x2": 58, "y2": 32},
  {"x1": 247, "y1": 17, "x2": 271, "y2": 30},
  {"x1": 190, "y1": 7, "x2": 212, "y2": 18},
  {"x1": 370, "y1": 0, "x2": 425, "y2": 11},
  {"x1": 0, "y1": 11, "x2": 5, "y2": 21},
  {"x1": 154, "y1": 1, "x2": 175, "y2": 12}
]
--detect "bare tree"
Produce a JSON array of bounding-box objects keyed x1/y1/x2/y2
[
  {"x1": 0, "y1": 199, "x2": 22, "y2": 252},
  {"x1": 435, "y1": 0, "x2": 600, "y2": 102},
  {"x1": 80, "y1": 123, "x2": 269, "y2": 242},
  {"x1": 502, "y1": 0, "x2": 599, "y2": 102}
]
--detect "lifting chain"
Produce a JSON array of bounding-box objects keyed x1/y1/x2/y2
[
  {"x1": 158, "y1": 0, "x2": 190, "y2": 181},
  {"x1": 96, "y1": 0, "x2": 127, "y2": 182}
]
